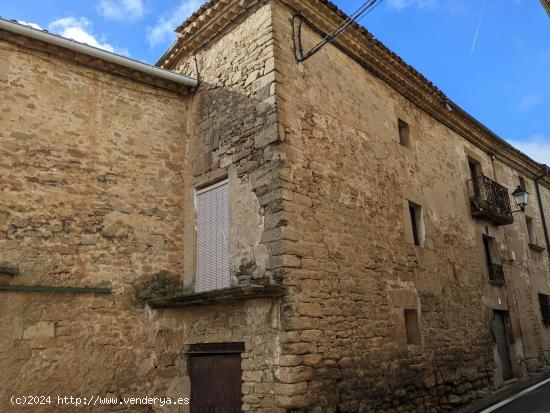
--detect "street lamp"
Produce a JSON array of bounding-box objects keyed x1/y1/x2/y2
[{"x1": 511, "y1": 186, "x2": 529, "y2": 213}]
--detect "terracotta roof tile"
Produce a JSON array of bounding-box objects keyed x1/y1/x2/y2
[{"x1": 176, "y1": 0, "x2": 219, "y2": 33}]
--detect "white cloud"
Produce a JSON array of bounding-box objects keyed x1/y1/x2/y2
[
  {"x1": 387, "y1": 0, "x2": 438, "y2": 11},
  {"x1": 517, "y1": 93, "x2": 544, "y2": 112},
  {"x1": 16, "y1": 20, "x2": 42, "y2": 30},
  {"x1": 48, "y1": 17, "x2": 116, "y2": 53},
  {"x1": 508, "y1": 134, "x2": 550, "y2": 166},
  {"x1": 98, "y1": 0, "x2": 145, "y2": 22},
  {"x1": 147, "y1": 0, "x2": 202, "y2": 47}
]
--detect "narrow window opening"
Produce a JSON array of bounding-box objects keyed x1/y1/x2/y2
[
  {"x1": 408, "y1": 201, "x2": 424, "y2": 247},
  {"x1": 195, "y1": 179, "x2": 230, "y2": 293},
  {"x1": 539, "y1": 294, "x2": 550, "y2": 326},
  {"x1": 398, "y1": 119, "x2": 410, "y2": 148},
  {"x1": 483, "y1": 234, "x2": 504, "y2": 284},
  {"x1": 526, "y1": 216, "x2": 537, "y2": 245},
  {"x1": 404, "y1": 309, "x2": 421, "y2": 345},
  {"x1": 468, "y1": 158, "x2": 482, "y2": 197},
  {"x1": 482, "y1": 234, "x2": 493, "y2": 264}
]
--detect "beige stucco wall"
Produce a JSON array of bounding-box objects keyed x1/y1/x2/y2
[{"x1": 269, "y1": 2, "x2": 550, "y2": 412}]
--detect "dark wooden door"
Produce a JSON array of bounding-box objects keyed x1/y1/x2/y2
[
  {"x1": 493, "y1": 310, "x2": 513, "y2": 381},
  {"x1": 189, "y1": 354, "x2": 242, "y2": 413}
]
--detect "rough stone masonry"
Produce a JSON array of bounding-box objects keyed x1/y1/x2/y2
[{"x1": 1, "y1": 0, "x2": 550, "y2": 412}]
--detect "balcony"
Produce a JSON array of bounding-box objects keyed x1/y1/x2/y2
[
  {"x1": 468, "y1": 175, "x2": 513, "y2": 226},
  {"x1": 488, "y1": 263, "x2": 505, "y2": 285}
]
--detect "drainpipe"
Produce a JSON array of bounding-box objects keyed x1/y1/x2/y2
[
  {"x1": 534, "y1": 165, "x2": 550, "y2": 258},
  {"x1": 0, "y1": 17, "x2": 199, "y2": 88}
]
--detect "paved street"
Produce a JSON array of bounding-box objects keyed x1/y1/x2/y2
[{"x1": 485, "y1": 380, "x2": 550, "y2": 413}]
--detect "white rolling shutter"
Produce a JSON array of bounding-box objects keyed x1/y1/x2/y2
[{"x1": 195, "y1": 179, "x2": 230, "y2": 292}]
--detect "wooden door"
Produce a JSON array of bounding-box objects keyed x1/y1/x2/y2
[
  {"x1": 493, "y1": 310, "x2": 513, "y2": 381},
  {"x1": 189, "y1": 354, "x2": 242, "y2": 413}
]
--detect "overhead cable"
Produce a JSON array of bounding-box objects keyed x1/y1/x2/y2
[{"x1": 294, "y1": 0, "x2": 384, "y2": 63}]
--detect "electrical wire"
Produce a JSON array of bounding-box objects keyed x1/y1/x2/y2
[{"x1": 297, "y1": 0, "x2": 384, "y2": 62}]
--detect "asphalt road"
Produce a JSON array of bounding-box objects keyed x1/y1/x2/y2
[{"x1": 492, "y1": 380, "x2": 550, "y2": 413}]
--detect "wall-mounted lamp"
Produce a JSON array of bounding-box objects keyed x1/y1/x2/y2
[{"x1": 511, "y1": 186, "x2": 529, "y2": 213}]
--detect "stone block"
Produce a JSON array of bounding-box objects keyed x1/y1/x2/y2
[
  {"x1": 297, "y1": 303, "x2": 322, "y2": 317},
  {"x1": 302, "y1": 354, "x2": 322, "y2": 366},
  {"x1": 23, "y1": 322, "x2": 55, "y2": 339},
  {"x1": 275, "y1": 366, "x2": 313, "y2": 384},
  {"x1": 268, "y1": 254, "x2": 301, "y2": 269},
  {"x1": 274, "y1": 382, "x2": 307, "y2": 396},
  {"x1": 276, "y1": 394, "x2": 312, "y2": 409},
  {"x1": 278, "y1": 355, "x2": 302, "y2": 367}
]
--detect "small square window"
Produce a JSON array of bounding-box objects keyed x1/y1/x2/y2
[
  {"x1": 408, "y1": 201, "x2": 424, "y2": 247},
  {"x1": 404, "y1": 309, "x2": 421, "y2": 345},
  {"x1": 539, "y1": 294, "x2": 550, "y2": 326},
  {"x1": 398, "y1": 119, "x2": 410, "y2": 148}
]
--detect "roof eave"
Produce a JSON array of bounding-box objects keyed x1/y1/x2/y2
[
  {"x1": 154, "y1": 0, "x2": 550, "y2": 186},
  {"x1": 0, "y1": 17, "x2": 198, "y2": 93}
]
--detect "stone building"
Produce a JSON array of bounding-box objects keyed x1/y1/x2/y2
[{"x1": 1, "y1": 0, "x2": 550, "y2": 412}]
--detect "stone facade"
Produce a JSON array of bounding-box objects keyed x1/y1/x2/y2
[
  {"x1": 265, "y1": 2, "x2": 550, "y2": 411},
  {"x1": 0, "y1": 30, "x2": 193, "y2": 413},
  {"x1": 1, "y1": 1, "x2": 550, "y2": 413},
  {"x1": 1, "y1": 5, "x2": 283, "y2": 412}
]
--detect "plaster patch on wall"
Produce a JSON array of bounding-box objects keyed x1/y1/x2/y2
[{"x1": 229, "y1": 167, "x2": 267, "y2": 282}]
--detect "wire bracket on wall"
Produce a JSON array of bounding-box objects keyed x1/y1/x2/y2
[
  {"x1": 292, "y1": 14, "x2": 306, "y2": 62},
  {"x1": 292, "y1": 0, "x2": 384, "y2": 63}
]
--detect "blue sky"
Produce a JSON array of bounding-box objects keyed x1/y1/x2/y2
[{"x1": 1, "y1": 0, "x2": 549, "y2": 165}]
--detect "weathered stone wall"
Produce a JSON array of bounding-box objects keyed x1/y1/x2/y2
[
  {"x1": 521, "y1": 179, "x2": 550, "y2": 367},
  {"x1": 0, "y1": 6, "x2": 285, "y2": 410},
  {"x1": 173, "y1": 3, "x2": 284, "y2": 291},
  {"x1": 269, "y1": 2, "x2": 550, "y2": 412},
  {"x1": 0, "y1": 36, "x2": 194, "y2": 412},
  {"x1": 492, "y1": 161, "x2": 550, "y2": 375},
  {"x1": 167, "y1": 3, "x2": 287, "y2": 411},
  {"x1": 2, "y1": 1, "x2": 550, "y2": 412}
]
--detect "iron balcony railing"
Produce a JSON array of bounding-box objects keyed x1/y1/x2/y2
[
  {"x1": 488, "y1": 263, "x2": 505, "y2": 285},
  {"x1": 468, "y1": 175, "x2": 513, "y2": 226}
]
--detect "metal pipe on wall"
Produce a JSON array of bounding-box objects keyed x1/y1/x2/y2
[
  {"x1": 534, "y1": 166, "x2": 550, "y2": 258},
  {"x1": 0, "y1": 284, "x2": 112, "y2": 294}
]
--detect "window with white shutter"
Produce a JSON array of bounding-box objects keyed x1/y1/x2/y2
[{"x1": 195, "y1": 179, "x2": 230, "y2": 292}]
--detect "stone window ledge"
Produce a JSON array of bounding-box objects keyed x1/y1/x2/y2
[
  {"x1": 529, "y1": 243, "x2": 546, "y2": 253},
  {"x1": 146, "y1": 285, "x2": 285, "y2": 308}
]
